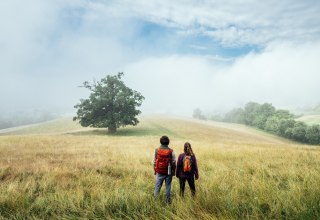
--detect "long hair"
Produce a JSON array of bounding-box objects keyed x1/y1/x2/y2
[{"x1": 184, "y1": 142, "x2": 194, "y2": 156}]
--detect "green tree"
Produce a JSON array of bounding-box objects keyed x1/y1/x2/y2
[
  {"x1": 252, "y1": 103, "x2": 276, "y2": 129},
  {"x1": 277, "y1": 119, "x2": 295, "y2": 137},
  {"x1": 292, "y1": 121, "x2": 307, "y2": 142},
  {"x1": 274, "y1": 109, "x2": 294, "y2": 120},
  {"x1": 193, "y1": 108, "x2": 207, "y2": 120},
  {"x1": 306, "y1": 124, "x2": 320, "y2": 144},
  {"x1": 223, "y1": 108, "x2": 245, "y2": 123},
  {"x1": 284, "y1": 127, "x2": 294, "y2": 139},
  {"x1": 264, "y1": 116, "x2": 280, "y2": 133},
  {"x1": 73, "y1": 73, "x2": 145, "y2": 133},
  {"x1": 243, "y1": 102, "x2": 261, "y2": 126},
  {"x1": 265, "y1": 109, "x2": 294, "y2": 134}
]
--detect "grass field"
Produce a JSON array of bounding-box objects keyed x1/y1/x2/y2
[
  {"x1": 297, "y1": 114, "x2": 320, "y2": 125},
  {"x1": 0, "y1": 116, "x2": 320, "y2": 219}
]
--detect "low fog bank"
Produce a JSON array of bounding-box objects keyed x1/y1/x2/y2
[
  {"x1": 2, "y1": 42, "x2": 320, "y2": 124},
  {"x1": 124, "y1": 42, "x2": 320, "y2": 116},
  {"x1": 1, "y1": 1, "x2": 320, "y2": 129},
  {"x1": 0, "y1": 109, "x2": 64, "y2": 130}
]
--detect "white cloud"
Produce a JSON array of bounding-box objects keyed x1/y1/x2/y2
[
  {"x1": 91, "y1": 0, "x2": 320, "y2": 46},
  {"x1": 1, "y1": 0, "x2": 320, "y2": 116},
  {"x1": 124, "y1": 41, "x2": 320, "y2": 115},
  {"x1": 124, "y1": 55, "x2": 218, "y2": 115}
]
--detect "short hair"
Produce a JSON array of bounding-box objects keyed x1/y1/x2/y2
[{"x1": 160, "y1": 136, "x2": 170, "y2": 145}]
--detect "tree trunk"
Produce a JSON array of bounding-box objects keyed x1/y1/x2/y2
[{"x1": 108, "y1": 126, "x2": 117, "y2": 134}]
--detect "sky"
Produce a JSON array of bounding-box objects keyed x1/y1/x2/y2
[{"x1": 1, "y1": 0, "x2": 320, "y2": 117}]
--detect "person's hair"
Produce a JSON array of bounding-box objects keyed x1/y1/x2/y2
[
  {"x1": 160, "y1": 136, "x2": 170, "y2": 145},
  {"x1": 184, "y1": 142, "x2": 194, "y2": 156}
]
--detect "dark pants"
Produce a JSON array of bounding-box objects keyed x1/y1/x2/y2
[{"x1": 179, "y1": 177, "x2": 196, "y2": 197}]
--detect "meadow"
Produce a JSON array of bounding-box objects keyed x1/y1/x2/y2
[
  {"x1": 0, "y1": 116, "x2": 319, "y2": 219},
  {"x1": 297, "y1": 114, "x2": 320, "y2": 125}
]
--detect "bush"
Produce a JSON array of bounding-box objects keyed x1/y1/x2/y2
[
  {"x1": 224, "y1": 108, "x2": 244, "y2": 123},
  {"x1": 306, "y1": 125, "x2": 320, "y2": 145},
  {"x1": 243, "y1": 102, "x2": 261, "y2": 126},
  {"x1": 222, "y1": 102, "x2": 320, "y2": 145},
  {"x1": 193, "y1": 108, "x2": 207, "y2": 120},
  {"x1": 292, "y1": 122, "x2": 307, "y2": 142},
  {"x1": 277, "y1": 119, "x2": 295, "y2": 137},
  {"x1": 264, "y1": 117, "x2": 280, "y2": 133},
  {"x1": 284, "y1": 128, "x2": 294, "y2": 139}
]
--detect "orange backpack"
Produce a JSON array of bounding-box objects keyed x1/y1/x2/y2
[
  {"x1": 183, "y1": 155, "x2": 192, "y2": 172},
  {"x1": 155, "y1": 148, "x2": 173, "y2": 174}
]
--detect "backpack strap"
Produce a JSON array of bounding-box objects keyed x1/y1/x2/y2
[
  {"x1": 155, "y1": 148, "x2": 159, "y2": 156},
  {"x1": 169, "y1": 149, "x2": 173, "y2": 164}
]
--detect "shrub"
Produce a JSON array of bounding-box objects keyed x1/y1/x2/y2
[
  {"x1": 264, "y1": 116, "x2": 280, "y2": 133},
  {"x1": 292, "y1": 122, "x2": 308, "y2": 142},
  {"x1": 277, "y1": 119, "x2": 295, "y2": 137},
  {"x1": 306, "y1": 125, "x2": 320, "y2": 145}
]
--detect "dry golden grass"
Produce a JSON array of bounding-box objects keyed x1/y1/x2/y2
[{"x1": 0, "y1": 116, "x2": 319, "y2": 219}]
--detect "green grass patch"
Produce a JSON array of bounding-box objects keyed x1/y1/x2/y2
[{"x1": 297, "y1": 115, "x2": 320, "y2": 125}]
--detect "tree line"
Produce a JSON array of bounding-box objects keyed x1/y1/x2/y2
[{"x1": 193, "y1": 102, "x2": 320, "y2": 145}]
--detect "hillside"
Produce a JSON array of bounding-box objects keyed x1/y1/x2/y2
[
  {"x1": 0, "y1": 116, "x2": 319, "y2": 219},
  {"x1": 296, "y1": 114, "x2": 320, "y2": 125},
  {"x1": 0, "y1": 118, "x2": 92, "y2": 135},
  {"x1": 0, "y1": 116, "x2": 295, "y2": 145}
]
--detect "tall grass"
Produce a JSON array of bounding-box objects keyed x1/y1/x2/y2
[{"x1": 0, "y1": 117, "x2": 319, "y2": 219}]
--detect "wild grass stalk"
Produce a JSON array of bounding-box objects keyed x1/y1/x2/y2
[{"x1": 0, "y1": 117, "x2": 319, "y2": 219}]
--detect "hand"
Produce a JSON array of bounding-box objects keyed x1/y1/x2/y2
[{"x1": 195, "y1": 176, "x2": 199, "y2": 180}]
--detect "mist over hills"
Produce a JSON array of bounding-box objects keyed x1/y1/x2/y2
[
  {"x1": 0, "y1": 109, "x2": 61, "y2": 130},
  {"x1": 2, "y1": 1, "x2": 320, "y2": 118},
  {"x1": 1, "y1": 101, "x2": 320, "y2": 130}
]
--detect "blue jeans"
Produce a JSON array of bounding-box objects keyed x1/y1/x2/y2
[{"x1": 154, "y1": 173, "x2": 173, "y2": 202}]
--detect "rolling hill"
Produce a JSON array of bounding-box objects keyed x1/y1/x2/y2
[
  {"x1": 0, "y1": 116, "x2": 319, "y2": 219},
  {"x1": 0, "y1": 116, "x2": 297, "y2": 144},
  {"x1": 296, "y1": 114, "x2": 320, "y2": 125}
]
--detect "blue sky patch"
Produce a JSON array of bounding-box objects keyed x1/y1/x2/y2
[{"x1": 134, "y1": 20, "x2": 260, "y2": 59}]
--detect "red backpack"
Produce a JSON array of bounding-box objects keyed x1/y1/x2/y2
[{"x1": 155, "y1": 148, "x2": 173, "y2": 174}]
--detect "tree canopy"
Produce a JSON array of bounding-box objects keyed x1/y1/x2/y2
[
  {"x1": 73, "y1": 73, "x2": 144, "y2": 133},
  {"x1": 214, "y1": 102, "x2": 320, "y2": 145}
]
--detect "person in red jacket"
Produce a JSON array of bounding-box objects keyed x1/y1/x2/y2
[
  {"x1": 176, "y1": 142, "x2": 199, "y2": 197},
  {"x1": 153, "y1": 136, "x2": 176, "y2": 204}
]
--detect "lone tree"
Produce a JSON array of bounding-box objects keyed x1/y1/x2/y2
[{"x1": 73, "y1": 72, "x2": 144, "y2": 133}]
